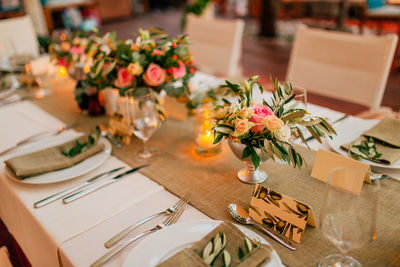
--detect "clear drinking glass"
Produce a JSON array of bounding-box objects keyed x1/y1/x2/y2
[
  {"x1": 292, "y1": 86, "x2": 307, "y2": 110},
  {"x1": 319, "y1": 166, "x2": 380, "y2": 267},
  {"x1": 125, "y1": 89, "x2": 160, "y2": 160}
]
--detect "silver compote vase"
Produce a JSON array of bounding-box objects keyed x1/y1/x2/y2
[{"x1": 228, "y1": 140, "x2": 269, "y2": 184}]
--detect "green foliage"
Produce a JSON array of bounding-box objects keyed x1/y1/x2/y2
[{"x1": 61, "y1": 134, "x2": 98, "y2": 157}]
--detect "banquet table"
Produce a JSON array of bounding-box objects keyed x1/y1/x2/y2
[{"x1": 0, "y1": 74, "x2": 399, "y2": 267}]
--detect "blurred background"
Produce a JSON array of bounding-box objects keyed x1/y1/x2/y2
[{"x1": 0, "y1": 0, "x2": 399, "y2": 113}]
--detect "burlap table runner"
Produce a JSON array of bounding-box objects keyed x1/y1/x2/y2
[
  {"x1": 29, "y1": 82, "x2": 400, "y2": 266},
  {"x1": 5, "y1": 135, "x2": 104, "y2": 178},
  {"x1": 157, "y1": 221, "x2": 273, "y2": 267}
]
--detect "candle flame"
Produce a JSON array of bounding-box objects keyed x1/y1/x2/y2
[{"x1": 58, "y1": 66, "x2": 68, "y2": 78}]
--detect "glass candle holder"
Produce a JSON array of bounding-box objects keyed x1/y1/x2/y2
[{"x1": 194, "y1": 104, "x2": 221, "y2": 157}]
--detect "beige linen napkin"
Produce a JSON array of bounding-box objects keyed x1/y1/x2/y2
[
  {"x1": 341, "y1": 118, "x2": 400, "y2": 164},
  {"x1": 5, "y1": 135, "x2": 105, "y2": 179},
  {"x1": 156, "y1": 222, "x2": 272, "y2": 267}
]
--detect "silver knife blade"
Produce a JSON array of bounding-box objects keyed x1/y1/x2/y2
[
  {"x1": 34, "y1": 167, "x2": 125, "y2": 208},
  {"x1": 62, "y1": 165, "x2": 150, "y2": 204}
]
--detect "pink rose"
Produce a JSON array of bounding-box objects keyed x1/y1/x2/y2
[
  {"x1": 168, "y1": 60, "x2": 186, "y2": 80},
  {"x1": 249, "y1": 104, "x2": 274, "y2": 134},
  {"x1": 143, "y1": 63, "x2": 166, "y2": 87},
  {"x1": 114, "y1": 68, "x2": 133, "y2": 88},
  {"x1": 151, "y1": 49, "x2": 163, "y2": 56},
  {"x1": 69, "y1": 46, "x2": 84, "y2": 55}
]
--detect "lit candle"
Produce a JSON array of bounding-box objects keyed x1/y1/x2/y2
[
  {"x1": 196, "y1": 130, "x2": 215, "y2": 149},
  {"x1": 58, "y1": 66, "x2": 68, "y2": 78}
]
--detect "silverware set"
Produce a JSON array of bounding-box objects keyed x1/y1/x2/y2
[
  {"x1": 91, "y1": 193, "x2": 191, "y2": 267},
  {"x1": 33, "y1": 165, "x2": 148, "y2": 208}
]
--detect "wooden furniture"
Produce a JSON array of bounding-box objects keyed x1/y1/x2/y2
[
  {"x1": 185, "y1": 14, "x2": 245, "y2": 77},
  {"x1": 97, "y1": 0, "x2": 132, "y2": 20},
  {"x1": 43, "y1": 0, "x2": 97, "y2": 32},
  {"x1": 286, "y1": 25, "x2": 398, "y2": 110}
]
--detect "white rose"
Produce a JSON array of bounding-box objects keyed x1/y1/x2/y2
[
  {"x1": 274, "y1": 125, "x2": 291, "y2": 142},
  {"x1": 100, "y1": 44, "x2": 111, "y2": 55}
]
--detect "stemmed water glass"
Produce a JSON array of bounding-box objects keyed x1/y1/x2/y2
[
  {"x1": 319, "y1": 166, "x2": 380, "y2": 267},
  {"x1": 292, "y1": 86, "x2": 308, "y2": 110},
  {"x1": 125, "y1": 89, "x2": 160, "y2": 160}
]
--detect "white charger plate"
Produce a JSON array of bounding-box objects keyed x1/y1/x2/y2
[
  {"x1": 327, "y1": 118, "x2": 400, "y2": 169},
  {"x1": 4, "y1": 134, "x2": 112, "y2": 184},
  {"x1": 122, "y1": 219, "x2": 284, "y2": 267}
]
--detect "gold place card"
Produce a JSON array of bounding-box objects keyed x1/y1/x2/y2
[
  {"x1": 249, "y1": 185, "x2": 315, "y2": 243},
  {"x1": 311, "y1": 149, "x2": 371, "y2": 195}
]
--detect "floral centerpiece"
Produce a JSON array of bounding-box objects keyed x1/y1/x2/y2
[
  {"x1": 84, "y1": 28, "x2": 195, "y2": 99},
  {"x1": 212, "y1": 76, "x2": 336, "y2": 184},
  {"x1": 49, "y1": 31, "x2": 117, "y2": 73}
]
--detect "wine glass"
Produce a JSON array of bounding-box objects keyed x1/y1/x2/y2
[
  {"x1": 319, "y1": 166, "x2": 380, "y2": 267},
  {"x1": 125, "y1": 89, "x2": 160, "y2": 160},
  {"x1": 292, "y1": 86, "x2": 308, "y2": 110}
]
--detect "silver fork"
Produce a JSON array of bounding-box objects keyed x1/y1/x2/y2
[
  {"x1": 104, "y1": 193, "x2": 191, "y2": 248},
  {"x1": 0, "y1": 122, "x2": 77, "y2": 156},
  {"x1": 91, "y1": 199, "x2": 188, "y2": 267}
]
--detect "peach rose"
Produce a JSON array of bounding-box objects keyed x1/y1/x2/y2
[
  {"x1": 239, "y1": 107, "x2": 254, "y2": 120},
  {"x1": 60, "y1": 42, "x2": 71, "y2": 52},
  {"x1": 168, "y1": 60, "x2": 186, "y2": 80},
  {"x1": 212, "y1": 106, "x2": 229, "y2": 120},
  {"x1": 143, "y1": 63, "x2": 166, "y2": 87},
  {"x1": 127, "y1": 62, "x2": 143, "y2": 76},
  {"x1": 114, "y1": 68, "x2": 133, "y2": 88},
  {"x1": 130, "y1": 43, "x2": 140, "y2": 52},
  {"x1": 263, "y1": 115, "x2": 284, "y2": 132},
  {"x1": 233, "y1": 118, "x2": 254, "y2": 137},
  {"x1": 249, "y1": 104, "x2": 274, "y2": 134}
]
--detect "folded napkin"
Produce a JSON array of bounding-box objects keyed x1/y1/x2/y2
[
  {"x1": 341, "y1": 118, "x2": 400, "y2": 165},
  {"x1": 5, "y1": 135, "x2": 105, "y2": 179},
  {"x1": 156, "y1": 222, "x2": 272, "y2": 267}
]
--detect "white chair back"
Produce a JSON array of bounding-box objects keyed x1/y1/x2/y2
[
  {"x1": 0, "y1": 15, "x2": 39, "y2": 58},
  {"x1": 185, "y1": 14, "x2": 244, "y2": 78},
  {"x1": 286, "y1": 25, "x2": 398, "y2": 110}
]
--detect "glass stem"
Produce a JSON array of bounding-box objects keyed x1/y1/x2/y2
[{"x1": 143, "y1": 139, "x2": 150, "y2": 156}]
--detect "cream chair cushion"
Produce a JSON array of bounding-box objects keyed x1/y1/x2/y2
[
  {"x1": 185, "y1": 14, "x2": 244, "y2": 78},
  {"x1": 0, "y1": 15, "x2": 39, "y2": 58},
  {"x1": 286, "y1": 25, "x2": 398, "y2": 110}
]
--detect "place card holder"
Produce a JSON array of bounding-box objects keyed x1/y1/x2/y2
[
  {"x1": 311, "y1": 149, "x2": 371, "y2": 195},
  {"x1": 249, "y1": 185, "x2": 315, "y2": 244}
]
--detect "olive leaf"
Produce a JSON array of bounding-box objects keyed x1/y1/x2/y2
[
  {"x1": 202, "y1": 232, "x2": 227, "y2": 265},
  {"x1": 222, "y1": 250, "x2": 231, "y2": 267},
  {"x1": 60, "y1": 134, "x2": 98, "y2": 158}
]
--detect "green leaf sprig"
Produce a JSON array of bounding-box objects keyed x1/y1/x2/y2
[
  {"x1": 351, "y1": 137, "x2": 382, "y2": 159},
  {"x1": 61, "y1": 134, "x2": 98, "y2": 157},
  {"x1": 238, "y1": 237, "x2": 260, "y2": 262}
]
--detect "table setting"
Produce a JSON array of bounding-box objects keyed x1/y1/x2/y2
[{"x1": 0, "y1": 27, "x2": 400, "y2": 267}]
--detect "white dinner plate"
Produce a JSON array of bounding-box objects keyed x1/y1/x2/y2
[
  {"x1": 327, "y1": 117, "x2": 400, "y2": 169},
  {"x1": 122, "y1": 219, "x2": 284, "y2": 267},
  {"x1": 4, "y1": 134, "x2": 112, "y2": 184}
]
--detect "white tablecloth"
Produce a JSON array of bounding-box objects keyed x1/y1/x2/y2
[{"x1": 0, "y1": 95, "x2": 399, "y2": 266}]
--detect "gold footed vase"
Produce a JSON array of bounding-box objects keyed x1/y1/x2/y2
[{"x1": 228, "y1": 140, "x2": 269, "y2": 184}]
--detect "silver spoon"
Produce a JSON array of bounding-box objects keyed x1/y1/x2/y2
[{"x1": 228, "y1": 203, "x2": 296, "y2": 251}]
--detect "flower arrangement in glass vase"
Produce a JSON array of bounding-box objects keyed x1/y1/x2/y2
[
  {"x1": 83, "y1": 28, "x2": 195, "y2": 116},
  {"x1": 212, "y1": 76, "x2": 336, "y2": 184}
]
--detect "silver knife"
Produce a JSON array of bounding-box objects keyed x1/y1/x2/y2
[
  {"x1": 62, "y1": 165, "x2": 150, "y2": 204},
  {"x1": 34, "y1": 167, "x2": 125, "y2": 208}
]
